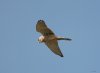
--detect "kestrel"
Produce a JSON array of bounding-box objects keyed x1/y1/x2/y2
[{"x1": 36, "y1": 20, "x2": 72, "y2": 57}]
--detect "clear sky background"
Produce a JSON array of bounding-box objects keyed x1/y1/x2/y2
[{"x1": 0, "y1": 0, "x2": 100, "y2": 73}]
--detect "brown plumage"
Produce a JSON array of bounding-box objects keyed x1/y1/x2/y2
[{"x1": 36, "y1": 20, "x2": 72, "y2": 57}]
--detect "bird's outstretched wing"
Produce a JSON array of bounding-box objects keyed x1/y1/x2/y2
[
  {"x1": 36, "y1": 20, "x2": 55, "y2": 36},
  {"x1": 45, "y1": 40, "x2": 63, "y2": 57}
]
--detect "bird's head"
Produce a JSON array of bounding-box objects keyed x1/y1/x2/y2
[{"x1": 38, "y1": 36, "x2": 45, "y2": 43}]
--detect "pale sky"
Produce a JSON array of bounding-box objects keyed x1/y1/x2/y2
[{"x1": 0, "y1": 0, "x2": 100, "y2": 73}]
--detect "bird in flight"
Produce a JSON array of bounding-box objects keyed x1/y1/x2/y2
[{"x1": 36, "y1": 20, "x2": 72, "y2": 57}]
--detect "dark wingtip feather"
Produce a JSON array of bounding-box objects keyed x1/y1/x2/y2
[
  {"x1": 60, "y1": 54, "x2": 64, "y2": 57},
  {"x1": 37, "y1": 20, "x2": 45, "y2": 23}
]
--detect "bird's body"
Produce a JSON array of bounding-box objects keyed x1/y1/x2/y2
[
  {"x1": 38, "y1": 35, "x2": 71, "y2": 43},
  {"x1": 36, "y1": 20, "x2": 72, "y2": 57}
]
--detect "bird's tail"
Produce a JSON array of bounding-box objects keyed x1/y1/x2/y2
[{"x1": 57, "y1": 36, "x2": 72, "y2": 41}]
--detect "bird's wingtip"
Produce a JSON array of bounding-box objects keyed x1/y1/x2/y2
[{"x1": 60, "y1": 54, "x2": 64, "y2": 57}]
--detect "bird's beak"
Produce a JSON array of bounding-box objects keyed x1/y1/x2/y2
[{"x1": 38, "y1": 39, "x2": 41, "y2": 43}]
